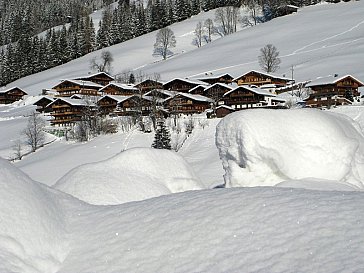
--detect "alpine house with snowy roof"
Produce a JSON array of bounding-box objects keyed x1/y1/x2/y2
[
  {"x1": 99, "y1": 83, "x2": 138, "y2": 96},
  {"x1": 233, "y1": 70, "x2": 292, "y2": 88},
  {"x1": 0, "y1": 87, "x2": 27, "y2": 104},
  {"x1": 52, "y1": 79, "x2": 103, "y2": 97},
  {"x1": 219, "y1": 85, "x2": 285, "y2": 111},
  {"x1": 75, "y1": 72, "x2": 114, "y2": 86},
  {"x1": 47, "y1": 98, "x2": 92, "y2": 126},
  {"x1": 165, "y1": 93, "x2": 213, "y2": 115},
  {"x1": 163, "y1": 78, "x2": 209, "y2": 92},
  {"x1": 304, "y1": 74, "x2": 363, "y2": 108}
]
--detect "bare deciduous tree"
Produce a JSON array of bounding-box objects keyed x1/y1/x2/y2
[
  {"x1": 153, "y1": 27, "x2": 176, "y2": 60},
  {"x1": 193, "y1": 21, "x2": 205, "y2": 47},
  {"x1": 203, "y1": 18, "x2": 215, "y2": 43},
  {"x1": 258, "y1": 44, "x2": 281, "y2": 73},
  {"x1": 214, "y1": 7, "x2": 241, "y2": 36},
  {"x1": 12, "y1": 140, "x2": 23, "y2": 160},
  {"x1": 90, "y1": 50, "x2": 114, "y2": 73},
  {"x1": 24, "y1": 112, "x2": 45, "y2": 152}
]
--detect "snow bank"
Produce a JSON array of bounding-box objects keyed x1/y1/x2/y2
[
  {"x1": 58, "y1": 187, "x2": 364, "y2": 272},
  {"x1": 54, "y1": 147, "x2": 203, "y2": 205},
  {"x1": 216, "y1": 109, "x2": 364, "y2": 188},
  {"x1": 0, "y1": 158, "x2": 69, "y2": 273}
]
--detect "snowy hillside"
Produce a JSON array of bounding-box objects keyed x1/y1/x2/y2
[{"x1": 5, "y1": 1, "x2": 364, "y2": 96}]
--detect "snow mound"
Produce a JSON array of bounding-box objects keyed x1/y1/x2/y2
[
  {"x1": 54, "y1": 147, "x2": 203, "y2": 205},
  {"x1": 216, "y1": 109, "x2": 364, "y2": 188},
  {"x1": 276, "y1": 178, "x2": 358, "y2": 192},
  {"x1": 0, "y1": 157, "x2": 69, "y2": 273},
  {"x1": 58, "y1": 187, "x2": 364, "y2": 272}
]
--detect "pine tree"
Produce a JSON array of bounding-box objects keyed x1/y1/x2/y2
[{"x1": 152, "y1": 119, "x2": 171, "y2": 149}]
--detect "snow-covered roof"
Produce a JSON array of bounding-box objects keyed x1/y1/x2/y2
[
  {"x1": 216, "y1": 105, "x2": 235, "y2": 111},
  {"x1": 0, "y1": 86, "x2": 27, "y2": 94},
  {"x1": 144, "y1": 89, "x2": 178, "y2": 97},
  {"x1": 224, "y1": 85, "x2": 276, "y2": 97},
  {"x1": 99, "y1": 83, "x2": 138, "y2": 92},
  {"x1": 47, "y1": 98, "x2": 91, "y2": 107},
  {"x1": 75, "y1": 72, "x2": 114, "y2": 80},
  {"x1": 32, "y1": 96, "x2": 55, "y2": 104},
  {"x1": 188, "y1": 85, "x2": 207, "y2": 93},
  {"x1": 99, "y1": 95, "x2": 133, "y2": 103},
  {"x1": 233, "y1": 70, "x2": 292, "y2": 82},
  {"x1": 54, "y1": 79, "x2": 103, "y2": 89},
  {"x1": 306, "y1": 75, "x2": 364, "y2": 87},
  {"x1": 163, "y1": 77, "x2": 209, "y2": 87},
  {"x1": 204, "y1": 82, "x2": 234, "y2": 91},
  {"x1": 197, "y1": 73, "x2": 234, "y2": 81},
  {"x1": 175, "y1": 92, "x2": 213, "y2": 102}
]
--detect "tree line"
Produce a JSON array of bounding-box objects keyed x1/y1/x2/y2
[{"x1": 0, "y1": 0, "x2": 327, "y2": 87}]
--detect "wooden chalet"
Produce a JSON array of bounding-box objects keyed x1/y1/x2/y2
[
  {"x1": 0, "y1": 87, "x2": 27, "y2": 104},
  {"x1": 135, "y1": 79, "x2": 164, "y2": 93},
  {"x1": 188, "y1": 85, "x2": 206, "y2": 95},
  {"x1": 48, "y1": 98, "x2": 91, "y2": 126},
  {"x1": 197, "y1": 73, "x2": 234, "y2": 85},
  {"x1": 215, "y1": 105, "x2": 235, "y2": 118},
  {"x1": 166, "y1": 93, "x2": 213, "y2": 115},
  {"x1": 99, "y1": 83, "x2": 138, "y2": 96},
  {"x1": 233, "y1": 70, "x2": 292, "y2": 87},
  {"x1": 203, "y1": 83, "x2": 234, "y2": 100},
  {"x1": 114, "y1": 95, "x2": 151, "y2": 116},
  {"x1": 33, "y1": 96, "x2": 54, "y2": 113},
  {"x1": 52, "y1": 79, "x2": 103, "y2": 97},
  {"x1": 97, "y1": 95, "x2": 133, "y2": 115},
  {"x1": 144, "y1": 89, "x2": 177, "y2": 101},
  {"x1": 304, "y1": 74, "x2": 363, "y2": 108},
  {"x1": 220, "y1": 85, "x2": 285, "y2": 110},
  {"x1": 163, "y1": 78, "x2": 208, "y2": 92},
  {"x1": 76, "y1": 72, "x2": 114, "y2": 86}
]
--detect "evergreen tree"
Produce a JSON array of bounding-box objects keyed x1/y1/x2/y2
[{"x1": 152, "y1": 119, "x2": 171, "y2": 149}]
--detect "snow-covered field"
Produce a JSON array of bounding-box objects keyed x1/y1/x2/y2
[{"x1": 1, "y1": 1, "x2": 364, "y2": 272}]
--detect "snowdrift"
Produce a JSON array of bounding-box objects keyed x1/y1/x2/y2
[
  {"x1": 0, "y1": 157, "x2": 69, "y2": 273},
  {"x1": 1, "y1": 157, "x2": 364, "y2": 272},
  {"x1": 58, "y1": 187, "x2": 364, "y2": 272},
  {"x1": 216, "y1": 109, "x2": 364, "y2": 188},
  {"x1": 54, "y1": 147, "x2": 203, "y2": 205}
]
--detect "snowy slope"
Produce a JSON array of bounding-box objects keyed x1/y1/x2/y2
[
  {"x1": 6, "y1": 1, "x2": 364, "y2": 96},
  {"x1": 2, "y1": 157, "x2": 364, "y2": 273}
]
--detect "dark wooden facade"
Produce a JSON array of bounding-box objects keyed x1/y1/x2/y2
[
  {"x1": 49, "y1": 98, "x2": 89, "y2": 126},
  {"x1": 33, "y1": 96, "x2": 54, "y2": 113},
  {"x1": 163, "y1": 78, "x2": 207, "y2": 92},
  {"x1": 99, "y1": 83, "x2": 138, "y2": 96},
  {"x1": 53, "y1": 80, "x2": 102, "y2": 97},
  {"x1": 0, "y1": 87, "x2": 27, "y2": 104},
  {"x1": 305, "y1": 75, "x2": 363, "y2": 108},
  {"x1": 197, "y1": 73, "x2": 234, "y2": 85},
  {"x1": 220, "y1": 86, "x2": 277, "y2": 110},
  {"x1": 215, "y1": 105, "x2": 235, "y2": 118},
  {"x1": 233, "y1": 70, "x2": 291, "y2": 87},
  {"x1": 115, "y1": 96, "x2": 151, "y2": 116},
  {"x1": 76, "y1": 72, "x2": 114, "y2": 86},
  {"x1": 97, "y1": 95, "x2": 132, "y2": 114},
  {"x1": 203, "y1": 83, "x2": 233, "y2": 100},
  {"x1": 135, "y1": 79, "x2": 164, "y2": 94},
  {"x1": 188, "y1": 85, "x2": 206, "y2": 95},
  {"x1": 166, "y1": 93, "x2": 212, "y2": 115}
]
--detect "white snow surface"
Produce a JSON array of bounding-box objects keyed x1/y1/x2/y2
[
  {"x1": 216, "y1": 109, "x2": 364, "y2": 189},
  {"x1": 1, "y1": 158, "x2": 364, "y2": 272},
  {"x1": 54, "y1": 147, "x2": 203, "y2": 205},
  {"x1": 0, "y1": 158, "x2": 69, "y2": 273}
]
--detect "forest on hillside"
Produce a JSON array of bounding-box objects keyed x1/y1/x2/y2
[{"x1": 0, "y1": 0, "x2": 324, "y2": 87}]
